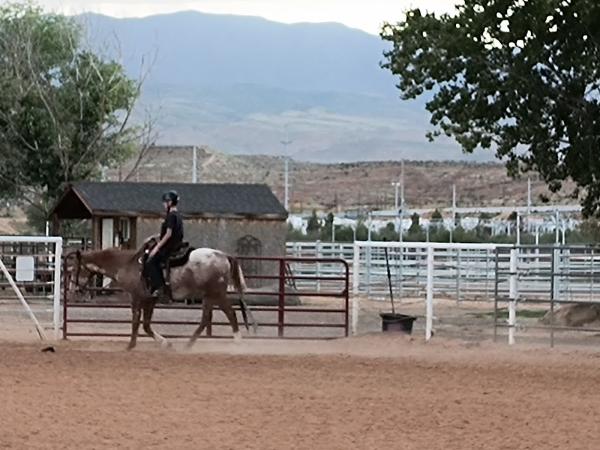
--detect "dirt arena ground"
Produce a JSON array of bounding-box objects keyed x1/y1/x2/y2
[{"x1": 2, "y1": 335, "x2": 600, "y2": 450}]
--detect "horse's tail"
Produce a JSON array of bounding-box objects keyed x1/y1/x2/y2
[
  {"x1": 228, "y1": 255, "x2": 247, "y2": 294},
  {"x1": 228, "y1": 256, "x2": 258, "y2": 333}
]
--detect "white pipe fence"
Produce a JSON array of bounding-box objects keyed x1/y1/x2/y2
[
  {"x1": 0, "y1": 236, "x2": 63, "y2": 339},
  {"x1": 288, "y1": 241, "x2": 600, "y2": 344},
  {"x1": 287, "y1": 241, "x2": 510, "y2": 302}
]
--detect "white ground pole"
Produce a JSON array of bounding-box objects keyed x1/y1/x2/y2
[
  {"x1": 0, "y1": 236, "x2": 62, "y2": 340},
  {"x1": 508, "y1": 248, "x2": 518, "y2": 345}
]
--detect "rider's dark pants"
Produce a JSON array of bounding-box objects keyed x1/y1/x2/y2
[{"x1": 146, "y1": 248, "x2": 169, "y2": 292}]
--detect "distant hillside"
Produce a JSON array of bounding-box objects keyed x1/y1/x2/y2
[
  {"x1": 83, "y1": 11, "x2": 395, "y2": 95},
  {"x1": 106, "y1": 147, "x2": 571, "y2": 212},
  {"x1": 81, "y1": 12, "x2": 493, "y2": 163}
]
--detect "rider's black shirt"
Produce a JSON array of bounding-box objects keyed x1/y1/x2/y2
[{"x1": 160, "y1": 210, "x2": 183, "y2": 251}]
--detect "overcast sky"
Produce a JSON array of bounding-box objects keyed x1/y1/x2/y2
[{"x1": 31, "y1": 0, "x2": 460, "y2": 34}]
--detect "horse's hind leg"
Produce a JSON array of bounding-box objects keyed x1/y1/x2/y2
[
  {"x1": 142, "y1": 301, "x2": 171, "y2": 349},
  {"x1": 186, "y1": 299, "x2": 213, "y2": 349},
  {"x1": 219, "y1": 296, "x2": 241, "y2": 341},
  {"x1": 127, "y1": 304, "x2": 142, "y2": 351}
]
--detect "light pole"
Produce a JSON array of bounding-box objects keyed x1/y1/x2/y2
[
  {"x1": 391, "y1": 160, "x2": 405, "y2": 242},
  {"x1": 281, "y1": 139, "x2": 293, "y2": 211},
  {"x1": 192, "y1": 146, "x2": 198, "y2": 183}
]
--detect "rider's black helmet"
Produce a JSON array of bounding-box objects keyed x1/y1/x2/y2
[{"x1": 162, "y1": 190, "x2": 179, "y2": 205}]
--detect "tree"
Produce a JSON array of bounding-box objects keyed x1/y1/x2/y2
[
  {"x1": 0, "y1": 3, "x2": 153, "y2": 226},
  {"x1": 408, "y1": 212, "x2": 422, "y2": 234},
  {"x1": 355, "y1": 221, "x2": 369, "y2": 241},
  {"x1": 382, "y1": 1, "x2": 600, "y2": 216},
  {"x1": 320, "y1": 212, "x2": 335, "y2": 241},
  {"x1": 334, "y1": 225, "x2": 355, "y2": 242},
  {"x1": 306, "y1": 210, "x2": 321, "y2": 237},
  {"x1": 406, "y1": 212, "x2": 425, "y2": 241},
  {"x1": 286, "y1": 222, "x2": 307, "y2": 241},
  {"x1": 376, "y1": 222, "x2": 399, "y2": 241},
  {"x1": 430, "y1": 208, "x2": 444, "y2": 231}
]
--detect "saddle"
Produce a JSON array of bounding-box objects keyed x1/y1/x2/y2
[
  {"x1": 163, "y1": 242, "x2": 194, "y2": 269},
  {"x1": 141, "y1": 241, "x2": 195, "y2": 300}
]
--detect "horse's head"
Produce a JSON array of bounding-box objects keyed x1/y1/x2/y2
[{"x1": 64, "y1": 250, "x2": 96, "y2": 296}]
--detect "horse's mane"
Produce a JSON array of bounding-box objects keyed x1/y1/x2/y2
[
  {"x1": 81, "y1": 236, "x2": 157, "y2": 267},
  {"x1": 84, "y1": 247, "x2": 138, "y2": 265}
]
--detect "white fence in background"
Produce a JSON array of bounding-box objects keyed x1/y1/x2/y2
[
  {"x1": 286, "y1": 241, "x2": 510, "y2": 302},
  {"x1": 287, "y1": 241, "x2": 600, "y2": 304},
  {"x1": 351, "y1": 241, "x2": 513, "y2": 301},
  {"x1": 288, "y1": 241, "x2": 600, "y2": 344},
  {"x1": 0, "y1": 236, "x2": 62, "y2": 339}
]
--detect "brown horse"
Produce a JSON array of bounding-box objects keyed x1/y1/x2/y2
[{"x1": 69, "y1": 244, "x2": 256, "y2": 350}]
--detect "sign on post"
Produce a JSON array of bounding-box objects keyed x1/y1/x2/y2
[{"x1": 15, "y1": 256, "x2": 35, "y2": 282}]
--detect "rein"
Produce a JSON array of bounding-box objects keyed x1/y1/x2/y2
[{"x1": 66, "y1": 250, "x2": 96, "y2": 293}]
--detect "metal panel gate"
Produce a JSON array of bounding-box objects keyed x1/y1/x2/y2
[{"x1": 63, "y1": 256, "x2": 349, "y2": 340}]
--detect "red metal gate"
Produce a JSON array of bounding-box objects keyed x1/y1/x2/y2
[{"x1": 63, "y1": 256, "x2": 349, "y2": 340}]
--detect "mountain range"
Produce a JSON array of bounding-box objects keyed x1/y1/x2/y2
[{"x1": 81, "y1": 11, "x2": 494, "y2": 163}]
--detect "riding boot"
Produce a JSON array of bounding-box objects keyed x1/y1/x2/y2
[{"x1": 151, "y1": 286, "x2": 172, "y2": 304}]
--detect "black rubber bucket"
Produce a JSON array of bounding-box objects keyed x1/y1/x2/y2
[{"x1": 380, "y1": 313, "x2": 417, "y2": 334}]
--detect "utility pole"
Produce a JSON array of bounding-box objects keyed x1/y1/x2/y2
[
  {"x1": 527, "y1": 177, "x2": 532, "y2": 214},
  {"x1": 527, "y1": 177, "x2": 532, "y2": 234},
  {"x1": 392, "y1": 182, "x2": 401, "y2": 211},
  {"x1": 400, "y1": 160, "x2": 405, "y2": 207},
  {"x1": 281, "y1": 139, "x2": 293, "y2": 210},
  {"x1": 392, "y1": 181, "x2": 401, "y2": 241},
  {"x1": 555, "y1": 209, "x2": 560, "y2": 244},
  {"x1": 392, "y1": 160, "x2": 405, "y2": 242},
  {"x1": 400, "y1": 160, "x2": 405, "y2": 243},
  {"x1": 192, "y1": 146, "x2": 198, "y2": 183},
  {"x1": 450, "y1": 184, "x2": 456, "y2": 243},
  {"x1": 452, "y1": 184, "x2": 457, "y2": 225}
]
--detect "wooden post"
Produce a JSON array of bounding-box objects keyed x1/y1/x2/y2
[
  {"x1": 51, "y1": 213, "x2": 61, "y2": 236},
  {"x1": 91, "y1": 216, "x2": 101, "y2": 250}
]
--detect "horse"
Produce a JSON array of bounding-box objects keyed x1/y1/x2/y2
[{"x1": 67, "y1": 243, "x2": 257, "y2": 350}]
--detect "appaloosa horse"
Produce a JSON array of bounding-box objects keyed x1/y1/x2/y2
[{"x1": 68, "y1": 244, "x2": 256, "y2": 350}]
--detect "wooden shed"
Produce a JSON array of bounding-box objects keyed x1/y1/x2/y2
[{"x1": 49, "y1": 182, "x2": 288, "y2": 263}]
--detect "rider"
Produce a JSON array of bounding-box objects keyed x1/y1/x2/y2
[{"x1": 146, "y1": 190, "x2": 184, "y2": 301}]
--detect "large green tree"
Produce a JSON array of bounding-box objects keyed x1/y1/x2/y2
[
  {"x1": 0, "y1": 3, "x2": 151, "y2": 223},
  {"x1": 382, "y1": 0, "x2": 600, "y2": 215}
]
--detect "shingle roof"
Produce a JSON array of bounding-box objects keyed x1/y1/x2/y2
[{"x1": 51, "y1": 182, "x2": 287, "y2": 219}]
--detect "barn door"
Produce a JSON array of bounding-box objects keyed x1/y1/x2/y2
[
  {"x1": 236, "y1": 235, "x2": 263, "y2": 288},
  {"x1": 100, "y1": 218, "x2": 114, "y2": 287}
]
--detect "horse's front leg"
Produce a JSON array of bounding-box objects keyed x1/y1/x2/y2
[
  {"x1": 127, "y1": 298, "x2": 142, "y2": 351},
  {"x1": 142, "y1": 300, "x2": 171, "y2": 349}
]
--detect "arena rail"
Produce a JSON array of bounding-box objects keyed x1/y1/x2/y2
[
  {"x1": 62, "y1": 255, "x2": 349, "y2": 340},
  {"x1": 494, "y1": 245, "x2": 600, "y2": 347},
  {"x1": 0, "y1": 236, "x2": 63, "y2": 339}
]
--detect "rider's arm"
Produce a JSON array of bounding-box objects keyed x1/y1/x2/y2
[{"x1": 154, "y1": 228, "x2": 172, "y2": 251}]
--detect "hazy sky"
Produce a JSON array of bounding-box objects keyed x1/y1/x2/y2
[{"x1": 32, "y1": 0, "x2": 460, "y2": 34}]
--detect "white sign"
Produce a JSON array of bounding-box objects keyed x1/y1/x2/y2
[{"x1": 15, "y1": 256, "x2": 35, "y2": 282}]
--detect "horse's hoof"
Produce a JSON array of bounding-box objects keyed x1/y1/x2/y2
[
  {"x1": 185, "y1": 341, "x2": 195, "y2": 351},
  {"x1": 233, "y1": 331, "x2": 242, "y2": 343},
  {"x1": 126, "y1": 343, "x2": 136, "y2": 351}
]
